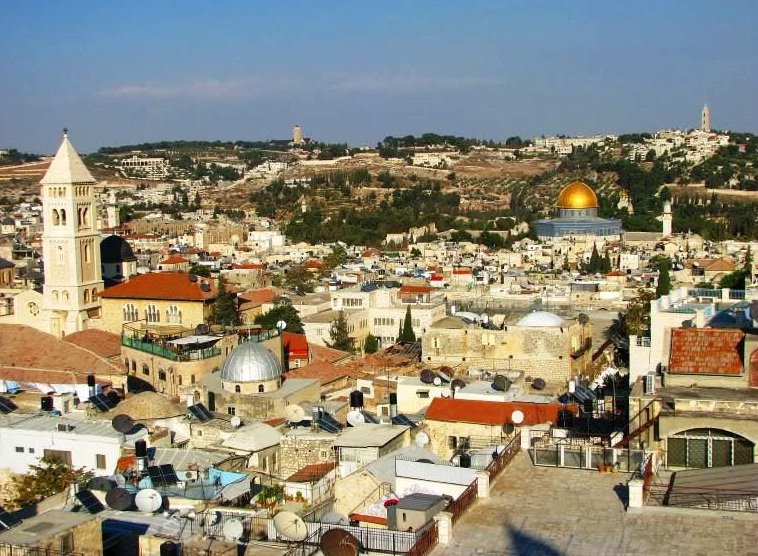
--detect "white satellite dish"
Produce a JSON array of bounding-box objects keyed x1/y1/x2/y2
[
  {"x1": 346, "y1": 410, "x2": 366, "y2": 427},
  {"x1": 511, "y1": 410, "x2": 524, "y2": 425},
  {"x1": 223, "y1": 518, "x2": 244, "y2": 541},
  {"x1": 273, "y1": 510, "x2": 308, "y2": 542},
  {"x1": 134, "y1": 488, "x2": 162, "y2": 513},
  {"x1": 230, "y1": 416, "x2": 242, "y2": 428},
  {"x1": 437, "y1": 369, "x2": 451, "y2": 382},
  {"x1": 283, "y1": 404, "x2": 306, "y2": 423},
  {"x1": 415, "y1": 431, "x2": 430, "y2": 447},
  {"x1": 276, "y1": 320, "x2": 287, "y2": 331},
  {"x1": 433, "y1": 376, "x2": 442, "y2": 386},
  {"x1": 440, "y1": 388, "x2": 451, "y2": 398}
]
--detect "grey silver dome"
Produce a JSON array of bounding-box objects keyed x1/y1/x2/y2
[{"x1": 220, "y1": 340, "x2": 282, "y2": 382}]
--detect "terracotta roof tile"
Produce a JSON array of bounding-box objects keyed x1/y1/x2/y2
[
  {"x1": 669, "y1": 328, "x2": 744, "y2": 375},
  {"x1": 285, "y1": 461, "x2": 337, "y2": 482},
  {"x1": 238, "y1": 288, "x2": 276, "y2": 305},
  {"x1": 425, "y1": 398, "x2": 577, "y2": 426},
  {"x1": 0, "y1": 324, "x2": 124, "y2": 377},
  {"x1": 285, "y1": 361, "x2": 349, "y2": 385},
  {"x1": 400, "y1": 285, "x2": 432, "y2": 294},
  {"x1": 282, "y1": 332, "x2": 309, "y2": 359},
  {"x1": 99, "y1": 272, "x2": 217, "y2": 301},
  {"x1": 308, "y1": 344, "x2": 354, "y2": 364},
  {"x1": 160, "y1": 255, "x2": 189, "y2": 265},
  {"x1": 64, "y1": 329, "x2": 122, "y2": 359}
]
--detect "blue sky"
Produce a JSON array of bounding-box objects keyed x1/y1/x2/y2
[{"x1": 1, "y1": 1, "x2": 756, "y2": 153}]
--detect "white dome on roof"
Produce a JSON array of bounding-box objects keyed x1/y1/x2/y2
[
  {"x1": 516, "y1": 311, "x2": 564, "y2": 327},
  {"x1": 220, "y1": 340, "x2": 282, "y2": 382}
]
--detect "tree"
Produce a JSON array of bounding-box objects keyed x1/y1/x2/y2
[
  {"x1": 363, "y1": 333, "x2": 379, "y2": 354},
  {"x1": 285, "y1": 263, "x2": 315, "y2": 293},
  {"x1": 327, "y1": 311, "x2": 354, "y2": 352},
  {"x1": 398, "y1": 306, "x2": 416, "y2": 343},
  {"x1": 4, "y1": 456, "x2": 93, "y2": 510},
  {"x1": 210, "y1": 274, "x2": 238, "y2": 326},
  {"x1": 254, "y1": 304, "x2": 304, "y2": 334},
  {"x1": 655, "y1": 258, "x2": 672, "y2": 297},
  {"x1": 604, "y1": 289, "x2": 655, "y2": 366}
]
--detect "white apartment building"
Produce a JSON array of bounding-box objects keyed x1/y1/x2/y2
[
  {"x1": 120, "y1": 156, "x2": 169, "y2": 180},
  {"x1": 0, "y1": 413, "x2": 147, "y2": 475}
]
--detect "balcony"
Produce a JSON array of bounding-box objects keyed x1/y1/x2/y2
[{"x1": 122, "y1": 335, "x2": 221, "y2": 362}]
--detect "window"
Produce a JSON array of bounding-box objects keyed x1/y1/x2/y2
[
  {"x1": 360, "y1": 386, "x2": 371, "y2": 394},
  {"x1": 178, "y1": 376, "x2": 183, "y2": 386},
  {"x1": 59, "y1": 532, "x2": 74, "y2": 555},
  {"x1": 448, "y1": 436, "x2": 457, "y2": 450},
  {"x1": 142, "y1": 363, "x2": 149, "y2": 376},
  {"x1": 15, "y1": 447, "x2": 24, "y2": 453},
  {"x1": 158, "y1": 369, "x2": 166, "y2": 381},
  {"x1": 234, "y1": 385, "x2": 241, "y2": 393},
  {"x1": 123, "y1": 303, "x2": 138, "y2": 321},
  {"x1": 96, "y1": 454, "x2": 106, "y2": 469},
  {"x1": 29, "y1": 448, "x2": 34, "y2": 454},
  {"x1": 27, "y1": 302, "x2": 39, "y2": 316},
  {"x1": 416, "y1": 390, "x2": 429, "y2": 398},
  {"x1": 258, "y1": 384, "x2": 265, "y2": 393},
  {"x1": 166, "y1": 305, "x2": 181, "y2": 324},
  {"x1": 227, "y1": 407, "x2": 236, "y2": 416},
  {"x1": 145, "y1": 304, "x2": 160, "y2": 323}
]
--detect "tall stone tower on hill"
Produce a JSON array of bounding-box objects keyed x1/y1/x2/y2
[
  {"x1": 40, "y1": 130, "x2": 104, "y2": 337},
  {"x1": 700, "y1": 104, "x2": 711, "y2": 133}
]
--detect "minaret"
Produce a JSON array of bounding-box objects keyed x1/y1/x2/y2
[
  {"x1": 662, "y1": 200, "x2": 673, "y2": 237},
  {"x1": 106, "y1": 188, "x2": 120, "y2": 229},
  {"x1": 700, "y1": 104, "x2": 710, "y2": 132},
  {"x1": 292, "y1": 125, "x2": 304, "y2": 145},
  {"x1": 40, "y1": 129, "x2": 104, "y2": 337}
]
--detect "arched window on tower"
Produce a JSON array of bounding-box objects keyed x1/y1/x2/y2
[
  {"x1": 52, "y1": 209, "x2": 60, "y2": 226},
  {"x1": 145, "y1": 304, "x2": 160, "y2": 323},
  {"x1": 60, "y1": 209, "x2": 66, "y2": 226},
  {"x1": 258, "y1": 384, "x2": 265, "y2": 393}
]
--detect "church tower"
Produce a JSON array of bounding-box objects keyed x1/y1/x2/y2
[
  {"x1": 662, "y1": 200, "x2": 673, "y2": 237},
  {"x1": 40, "y1": 130, "x2": 104, "y2": 337},
  {"x1": 700, "y1": 104, "x2": 711, "y2": 132},
  {"x1": 106, "y1": 188, "x2": 120, "y2": 229}
]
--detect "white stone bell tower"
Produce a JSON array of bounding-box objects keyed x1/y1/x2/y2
[{"x1": 40, "y1": 129, "x2": 104, "y2": 337}]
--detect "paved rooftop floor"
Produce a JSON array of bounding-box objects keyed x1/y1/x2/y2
[{"x1": 432, "y1": 452, "x2": 758, "y2": 556}]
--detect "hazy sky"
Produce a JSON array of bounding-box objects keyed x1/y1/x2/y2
[{"x1": 1, "y1": 1, "x2": 756, "y2": 154}]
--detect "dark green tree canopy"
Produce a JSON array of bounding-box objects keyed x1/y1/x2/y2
[
  {"x1": 327, "y1": 310, "x2": 355, "y2": 352},
  {"x1": 398, "y1": 306, "x2": 416, "y2": 343},
  {"x1": 209, "y1": 274, "x2": 239, "y2": 326},
  {"x1": 254, "y1": 304, "x2": 304, "y2": 334}
]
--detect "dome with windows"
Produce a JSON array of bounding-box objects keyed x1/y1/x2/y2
[
  {"x1": 220, "y1": 339, "x2": 282, "y2": 383},
  {"x1": 556, "y1": 181, "x2": 599, "y2": 210},
  {"x1": 516, "y1": 311, "x2": 564, "y2": 327}
]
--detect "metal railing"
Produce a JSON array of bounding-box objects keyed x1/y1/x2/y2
[
  {"x1": 406, "y1": 521, "x2": 439, "y2": 556},
  {"x1": 448, "y1": 479, "x2": 478, "y2": 525},
  {"x1": 646, "y1": 483, "x2": 758, "y2": 513},
  {"x1": 486, "y1": 432, "x2": 521, "y2": 479},
  {"x1": 122, "y1": 335, "x2": 221, "y2": 361}
]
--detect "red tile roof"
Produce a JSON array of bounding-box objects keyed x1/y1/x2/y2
[
  {"x1": 285, "y1": 361, "x2": 350, "y2": 385},
  {"x1": 425, "y1": 398, "x2": 577, "y2": 426},
  {"x1": 99, "y1": 272, "x2": 217, "y2": 301},
  {"x1": 309, "y1": 344, "x2": 354, "y2": 364},
  {"x1": 238, "y1": 288, "x2": 276, "y2": 305},
  {"x1": 400, "y1": 285, "x2": 432, "y2": 294},
  {"x1": 0, "y1": 324, "x2": 124, "y2": 377},
  {"x1": 160, "y1": 255, "x2": 189, "y2": 265},
  {"x1": 452, "y1": 267, "x2": 472, "y2": 275},
  {"x1": 285, "y1": 461, "x2": 337, "y2": 482},
  {"x1": 64, "y1": 329, "x2": 122, "y2": 359},
  {"x1": 305, "y1": 259, "x2": 323, "y2": 269},
  {"x1": 282, "y1": 332, "x2": 309, "y2": 360},
  {"x1": 669, "y1": 329, "x2": 744, "y2": 375}
]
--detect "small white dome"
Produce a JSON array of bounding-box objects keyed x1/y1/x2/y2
[
  {"x1": 516, "y1": 311, "x2": 564, "y2": 327},
  {"x1": 220, "y1": 340, "x2": 282, "y2": 382}
]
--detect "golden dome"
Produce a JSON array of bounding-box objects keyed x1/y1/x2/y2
[{"x1": 556, "y1": 181, "x2": 599, "y2": 209}]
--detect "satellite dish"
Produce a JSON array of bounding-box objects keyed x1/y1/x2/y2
[
  {"x1": 451, "y1": 378, "x2": 466, "y2": 391},
  {"x1": 511, "y1": 410, "x2": 524, "y2": 425},
  {"x1": 276, "y1": 320, "x2": 287, "y2": 331},
  {"x1": 415, "y1": 431, "x2": 430, "y2": 447},
  {"x1": 230, "y1": 416, "x2": 242, "y2": 428},
  {"x1": 195, "y1": 323, "x2": 210, "y2": 335},
  {"x1": 111, "y1": 414, "x2": 135, "y2": 434},
  {"x1": 283, "y1": 404, "x2": 306, "y2": 423},
  {"x1": 346, "y1": 410, "x2": 366, "y2": 427},
  {"x1": 273, "y1": 510, "x2": 308, "y2": 542},
  {"x1": 532, "y1": 378, "x2": 546, "y2": 391},
  {"x1": 134, "y1": 489, "x2": 162, "y2": 513},
  {"x1": 188, "y1": 274, "x2": 198, "y2": 283},
  {"x1": 222, "y1": 518, "x2": 244, "y2": 541},
  {"x1": 440, "y1": 388, "x2": 451, "y2": 398},
  {"x1": 433, "y1": 376, "x2": 442, "y2": 387},
  {"x1": 419, "y1": 369, "x2": 435, "y2": 384},
  {"x1": 200, "y1": 282, "x2": 211, "y2": 292},
  {"x1": 320, "y1": 528, "x2": 360, "y2": 556},
  {"x1": 437, "y1": 369, "x2": 451, "y2": 383},
  {"x1": 321, "y1": 511, "x2": 350, "y2": 525},
  {"x1": 105, "y1": 487, "x2": 133, "y2": 510}
]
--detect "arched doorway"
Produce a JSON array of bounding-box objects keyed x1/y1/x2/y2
[{"x1": 667, "y1": 428, "x2": 754, "y2": 468}]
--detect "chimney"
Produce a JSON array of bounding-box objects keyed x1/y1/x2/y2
[
  {"x1": 87, "y1": 374, "x2": 96, "y2": 398},
  {"x1": 389, "y1": 393, "x2": 398, "y2": 419},
  {"x1": 135, "y1": 440, "x2": 148, "y2": 477}
]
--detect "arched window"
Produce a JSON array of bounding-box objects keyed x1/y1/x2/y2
[
  {"x1": 142, "y1": 363, "x2": 149, "y2": 376},
  {"x1": 83, "y1": 243, "x2": 91, "y2": 264},
  {"x1": 52, "y1": 209, "x2": 60, "y2": 225},
  {"x1": 234, "y1": 385, "x2": 241, "y2": 393},
  {"x1": 166, "y1": 305, "x2": 181, "y2": 324},
  {"x1": 668, "y1": 428, "x2": 754, "y2": 468},
  {"x1": 84, "y1": 290, "x2": 90, "y2": 303},
  {"x1": 258, "y1": 384, "x2": 265, "y2": 393},
  {"x1": 145, "y1": 304, "x2": 160, "y2": 323},
  {"x1": 131, "y1": 360, "x2": 136, "y2": 372},
  {"x1": 123, "y1": 303, "x2": 138, "y2": 321},
  {"x1": 60, "y1": 209, "x2": 66, "y2": 226},
  {"x1": 62, "y1": 291, "x2": 69, "y2": 302},
  {"x1": 52, "y1": 290, "x2": 59, "y2": 303},
  {"x1": 91, "y1": 288, "x2": 97, "y2": 301}
]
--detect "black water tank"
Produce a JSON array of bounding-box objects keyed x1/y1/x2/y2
[
  {"x1": 160, "y1": 541, "x2": 179, "y2": 556},
  {"x1": 389, "y1": 393, "x2": 398, "y2": 405},
  {"x1": 349, "y1": 390, "x2": 364, "y2": 409},
  {"x1": 557, "y1": 410, "x2": 575, "y2": 428},
  {"x1": 87, "y1": 374, "x2": 96, "y2": 388},
  {"x1": 459, "y1": 453, "x2": 471, "y2": 468},
  {"x1": 41, "y1": 396, "x2": 54, "y2": 411},
  {"x1": 135, "y1": 440, "x2": 148, "y2": 458}
]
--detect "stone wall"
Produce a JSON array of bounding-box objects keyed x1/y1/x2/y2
[{"x1": 279, "y1": 432, "x2": 337, "y2": 479}]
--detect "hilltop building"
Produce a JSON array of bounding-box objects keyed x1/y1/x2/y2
[
  {"x1": 293, "y1": 125, "x2": 304, "y2": 145},
  {"x1": 533, "y1": 181, "x2": 622, "y2": 242}
]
